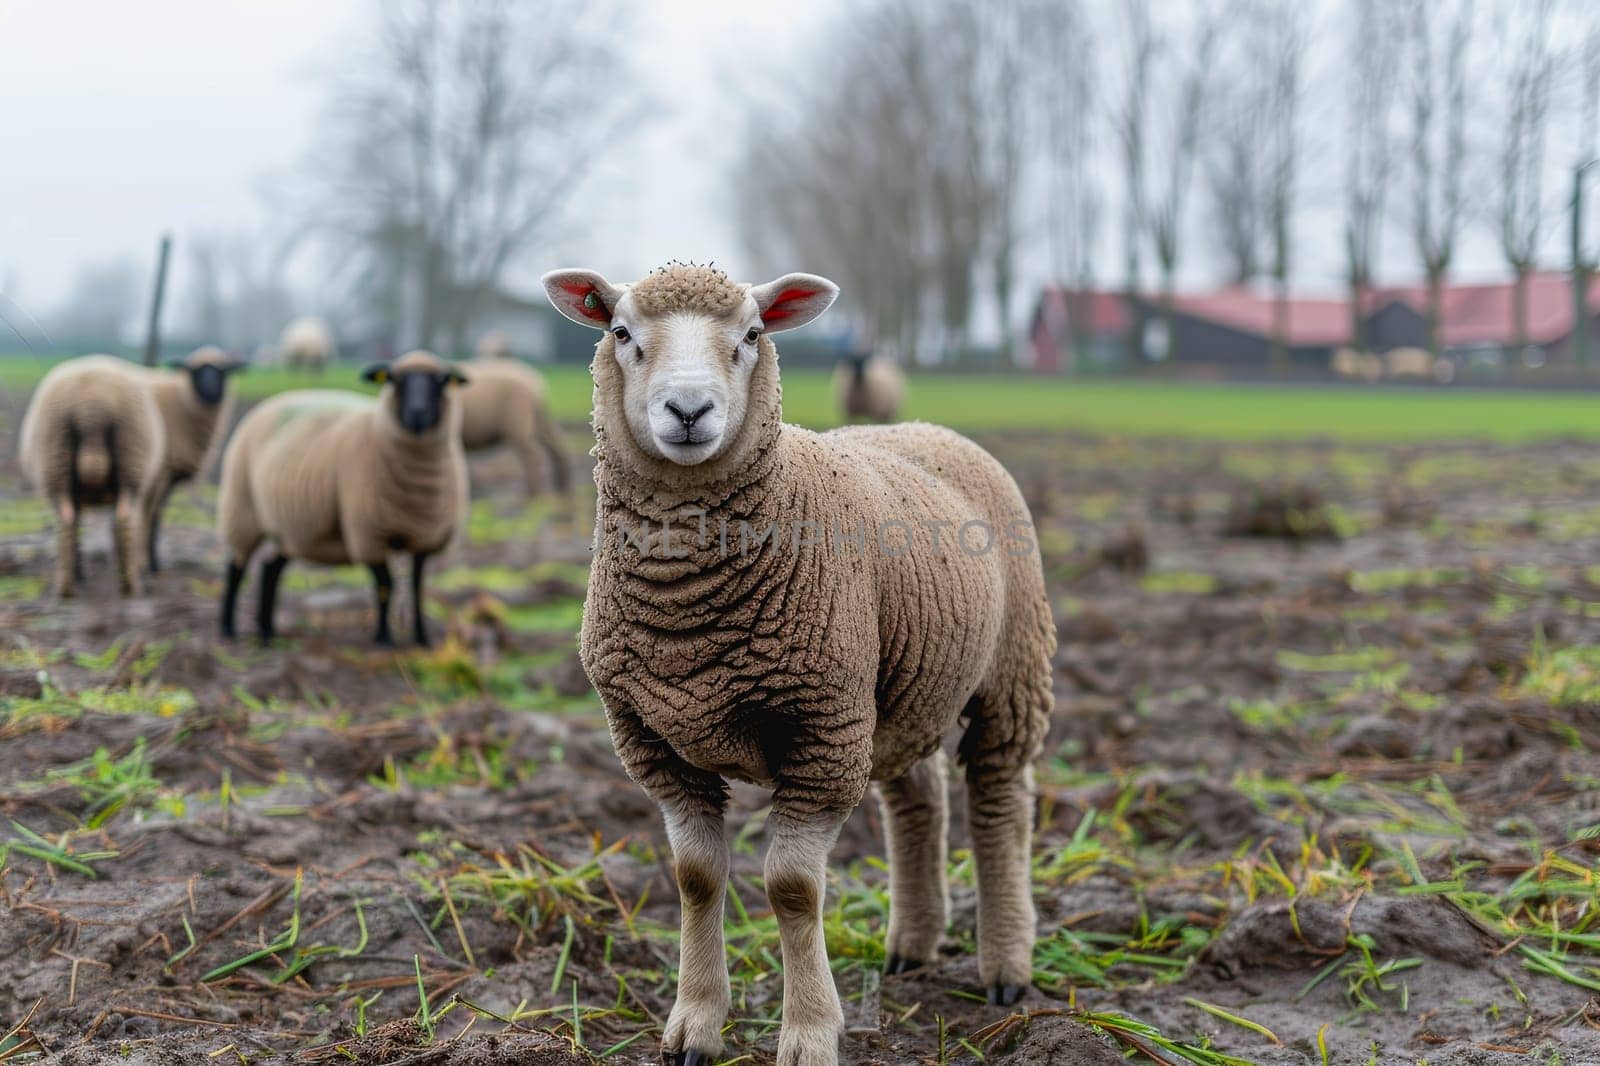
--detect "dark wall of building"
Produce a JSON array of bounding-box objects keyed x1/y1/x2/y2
[
  {"x1": 1366, "y1": 301, "x2": 1427, "y2": 351},
  {"x1": 1163, "y1": 311, "x2": 1331, "y2": 369}
]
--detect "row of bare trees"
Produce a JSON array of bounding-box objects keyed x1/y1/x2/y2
[{"x1": 739, "y1": 0, "x2": 1600, "y2": 366}]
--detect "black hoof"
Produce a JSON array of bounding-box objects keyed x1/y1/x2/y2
[
  {"x1": 661, "y1": 1051, "x2": 714, "y2": 1066},
  {"x1": 885, "y1": 953, "x2": 926, "y2": 976},
  {"x1": 987, "y1": 982, "x2": 1028, "y2": 1007}
]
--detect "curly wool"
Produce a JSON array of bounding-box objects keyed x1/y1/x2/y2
[
  {"x1": 217, "y1": 350, "x2": 467, "y2": 569},
  {"x1": 581, "y1": 267, "x2": 1055, "y2": 818}
]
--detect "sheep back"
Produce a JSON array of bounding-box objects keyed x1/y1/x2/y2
[{"x1": 20, "y1": 355, "x2": 165, "y2": 505}]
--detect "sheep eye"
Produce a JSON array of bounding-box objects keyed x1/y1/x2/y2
[
  {"x1": 744, "y1": 326, "x2": 761, "y2": 345},
  {"x1": 611, "y1": 326, "x2": 631, "y2": 345}
]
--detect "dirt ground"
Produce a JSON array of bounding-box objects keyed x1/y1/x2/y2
[{"x1": 2, "y1": 415, "x2": 1598, "y2": 1065}]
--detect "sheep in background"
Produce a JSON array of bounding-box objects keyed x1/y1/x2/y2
[
  {"x1": 456, "y1": 357, "x2": 571, "y2": 498},
  {"x1": 19, "y1": 356, "x2": 166, "y2": 596},
  {"x1": 1385, "y1": 346, "x2": 1436, "y2": 380},
  {"x1": 140, "y1": 346, "x2": 246, "y2": 572},
  {"x1": 834, "y1": 353, "x2": 905, "y2": 422},
  {"x1": 544, "y1": 263, "x2": 1054, "y2": 1066},
  {"x1": 216, "y1": 350, "x2": 469, "y2": 646},
  {"x1": 474, "y1": 329, "x2": 513, "y2": 360},
  {"x1": 277, "y1": 317, "x2": 336, "y2": 374},
  {"x1": 1331, "y1": 348, "x2": 1384, "y2": 383}
]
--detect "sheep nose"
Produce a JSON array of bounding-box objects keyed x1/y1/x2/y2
[{"x1": 665, "y1": 399, "x2": 714, "y2": 428}]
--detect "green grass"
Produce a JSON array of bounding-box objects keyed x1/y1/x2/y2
[{"x1": 7, "y1": 353, "x2": 1600, "y2": 438}]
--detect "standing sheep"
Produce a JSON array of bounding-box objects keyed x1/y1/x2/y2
[
  {"x1": 833, "y1": 353, "x2": 905, "y2": 422},
  {"x1": 277, "y1": 317, "x2": 336, "y2": 374},
  {"x1": 474, "y1": 329, "x2": 513, "y2": 360},
  {"x1": 456, "y1": 357, "x2": 571, "y2": 497},
  {"x1": 18, "y1": 355, "x2": 166, "y2": 596},
  {"x1": 216, "y1": 350, "x2": 469, "y2": 646},
  {"x1": 140, "y1": 346, "x2": 246, "y2": 572},
  {"x1": 543, "y1": 264, "x2": 1055, "y2": 1066}
]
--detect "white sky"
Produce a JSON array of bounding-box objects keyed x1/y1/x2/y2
[{"x1": 0, "y1": 0, "x2": 1586, "y2": 332}]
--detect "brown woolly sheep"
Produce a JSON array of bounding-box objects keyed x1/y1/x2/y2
[
  {"x1": 474, "y1": 329, "x2": 513, "y2": 360},
  {"x1": 456, "y1": 357, "x2": 571, "y2": 497},
  {"x1": 216, "y1": 350, "x2": 469, "y2": 646},
  {"x1": 18, "y1": 355, "x2": 166, "y2": 596},
  {"x1": 833, "y1": 353, "x2": 905, "y2": 422},
  {"x1": 543, "y1": 263, "x2": 1055, "y2": 1066},
  {"x1": 140, "y1": 346, "x2": 246, "y2": 572},
  {"x1": 277, "y1": 317, "x2": 335, "y2": 373}
]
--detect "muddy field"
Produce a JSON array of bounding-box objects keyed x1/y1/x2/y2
[{"x1": 2, "y1": 416, "x2": 1599, "y2": 1065}]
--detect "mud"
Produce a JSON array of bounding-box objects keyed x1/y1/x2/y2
[{"x1": 2, "y1": 429, "x2": 1598, "y2": 1064}]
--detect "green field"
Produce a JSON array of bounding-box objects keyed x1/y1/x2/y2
[{"x1": 3, "y1": 354, "x2": 1599, "y2": 440}]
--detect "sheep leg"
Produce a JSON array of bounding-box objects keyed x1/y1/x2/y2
[
  {"x1": 144, "y1": 474, "x2": 175, "y2": 573},
  {"x1": 112, "y1": 490, "x2": 142, "y2": 597},
  {"x1": 965, "y1": 762, "x2": 1036, "y2": 1006},
  {"x1": 220, "y1": 559, "x2": 248, "y2": 639},
  {"x1": 51, "y1": 495, "x2": 79, "y2": 599},
  {"x1": 409, "y1": 552, "x2": 431, "y2": 647},
  {"x1": 369, "y1": 561, "x2": 395, "y2": 647},
  {"x1": 766, "y1": 809, "x2": 849, "y2": 1066},
  {"x1": 515, "y1": 434, "x2": 548, "y2": 497},
  {"x1": 256, "y1": 554, "x2": 289, "y2": 645},
  {"x1": 879, "y1": 750, "x2": 949, "y2": 974},
  {"x1": 659, "y1": 805, "x2": 731, "y2": 1066},
  {"x1": 603, "y1": 704, "x2": 731, "y2": 1065}
]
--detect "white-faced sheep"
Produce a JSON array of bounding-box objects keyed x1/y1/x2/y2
[
  {"x1": 18, "y1": 355, "x2": 166, "y2": 596},
  {"x1": 216, "y1": 350, "x2": 469, "y2": 646},
  {"x1": 474, "y1": 329, "x2": 513, "y2": 360},
  {"x1": 833, "y1": 353, "x2": 905, "y2": 422},
  {"x1": 140, "y1": 346, "x2": 246, "y2": 572},
  {"x1": 543, "y1": 263, "x2": 1055, "y2": 1066},
  {"x1": 456, "y1": 357, "x2": 571, "y2": 497},
  {"x1": 277, "y1": 317, "x2": 336, "y2": 374}
]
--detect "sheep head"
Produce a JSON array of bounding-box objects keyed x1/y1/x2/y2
[
  {"x1": 542, "y1": 264, "x2": 837, "y2": 467},
  {"x1": 361, "y1": 350, "x2": 469, "y2": 438},
  {"x1": 167, "y1": 346, "x2": 246, "y2": 407}
]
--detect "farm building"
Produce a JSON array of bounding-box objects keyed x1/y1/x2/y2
[{"x1": 1029, "y1": 271, "x2": 1600, "y2": 378}]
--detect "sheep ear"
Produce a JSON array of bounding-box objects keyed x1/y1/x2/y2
[
  {"x1": 446, "y1": 367, "x2": 469, "y2": 387},
  {"x1": 361, "y1": 363, "x2": 390, "y2": 384},
  {"x1": 164, "y1": 359, "x2": 186, "y2": 370},
  {"x1": 749, "y1": 273, "x2": 839, "y2": 333},
  {"x1": 543, "y1": 269, "x2": 624, "y2": 329}
]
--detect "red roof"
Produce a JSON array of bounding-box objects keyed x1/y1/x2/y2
[
  {"x1": 1374, "y1": 273, "x2": 1600, "y2": 347},
  {"x1": 1037, "y1": 287, "x2": 1132, "y2": 335},
  {"x1": 1170, "y1": 287, "x2": 1350, "y2": 347}
]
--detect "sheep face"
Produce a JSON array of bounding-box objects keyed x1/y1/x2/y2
[
  {"x1": 168, "y1": 347, "x2": 245, "y2": 407},
  {"x1": 362, "y1": 352, "x2": 469, "y2": 438},
  {"x1": 542, "y1": 266, "x2": 839, "y2": 467}
]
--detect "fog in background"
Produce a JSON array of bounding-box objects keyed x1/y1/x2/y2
[{"x1": 1, "y1": 0, "x2": 1596, "y2": 363}]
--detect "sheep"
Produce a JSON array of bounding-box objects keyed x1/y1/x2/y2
[
  {"x1": 18, "y1": 355, "x2": 166, "y2": 597},
  {"x1": 456, "y1": 357, "x2": 571, "y2": 497},
  {"x1": 215, "y1": 350, "x2": 470, "y2": 647},
  {"x1": 833, "y1": 353, "x2": 905, "y2": 422},
  {"x1": 1331, "y1": 348, "x2": 1384, "y2": 383},
  {"x1": 139, "y1": 346, "x2": 246, "y2": 573},
  {"x1": 474, "y1": 329, "x2": 513, "y2": 360},
  {"x1": 1384, "y1": 346, "x2": 1435, "y2": 380},
  {"x1": 543, "y1": 263, "x2": 1055, "y2": 1066},
  {"x1": 277, "y1": 316, "x2": 335, "y2": 374}
]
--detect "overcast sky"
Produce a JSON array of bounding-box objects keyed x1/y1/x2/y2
[{"x1": 0, "y1": 0, "x2": 1585, "y2": 332}]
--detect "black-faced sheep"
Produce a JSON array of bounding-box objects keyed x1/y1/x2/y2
[
  {"x1": 456, "y1": 357, "x2": 571, "y2": 497},
  {"x1": 18, "y1": 355, "x2": 166, "y2": 596},
  {"x1": 141, "y1": 346, "x2": 246, "y2": 572},
  {"x1": 833, "y1": 353, "x2": 906, "y2": 423},
  {"x1": 543, "y1": 263, "x2": 1055, "y2": 1066},
  {"x1": 277, "y1": 317, "x2": 335, "y2": 374},
  {"x1": 216, "y1": 350, "x2": 469, "y2": 646}
]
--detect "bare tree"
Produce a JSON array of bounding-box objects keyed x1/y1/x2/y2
[
  {"x1": 1035, "y1": 0, "x2": 1100, "y2": 370},
  {"x1": 1145, "y1": 7, "x2": 1220, "y2": 362},
  {"x1": 1496, "y1": 0, "x2": 1557, "y2": 354},
  {"x1": 1344, "y1": 0, "x2": 1404, "y2": 354},
  {"x1": 1403, "y1": 0, "x2": 1475, "y2": 360},
  {"x1": 1115, "y1": 0, "x2": 1156, "y2": 361},
  {"x1": 1261, "y1": 0, "x2": 1308, "y2": 371},
  {"x1": 303, "y1": 0, "x2": 632, "y2": 353},
  {"x1": 182, "y1": 230, "x2": 297, "y2": 351}
]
